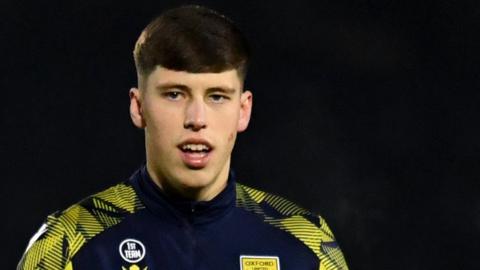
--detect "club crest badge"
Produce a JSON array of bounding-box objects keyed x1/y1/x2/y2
[
  {"x1": 240, "y1": 255, "x2": 280, "y2": 270},
  {"x1": 121, "y1": 265, "x2": 148, "y2": 270}
]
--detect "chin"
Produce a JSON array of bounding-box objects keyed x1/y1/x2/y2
[{"x1": 176, "y1": 169, "x2": 215, "y2": 189}]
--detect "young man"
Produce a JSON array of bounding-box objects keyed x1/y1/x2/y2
[{"x1": 18, "y1": 5, "x2": 348, "y2": 270}]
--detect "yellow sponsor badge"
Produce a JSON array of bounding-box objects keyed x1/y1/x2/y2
[{"x1": 240, "y1": 256, "x2": 280, "y2": 270}]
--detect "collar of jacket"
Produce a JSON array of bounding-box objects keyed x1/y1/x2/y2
[{"x1": 130, "y1": 165, "x2": 237, "y2": 226}]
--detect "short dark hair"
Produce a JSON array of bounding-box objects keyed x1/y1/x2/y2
[{"x1": 133, "y1": 5, "x2": 250, "y2": 84}]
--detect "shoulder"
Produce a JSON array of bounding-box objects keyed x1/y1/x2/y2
[
  {"x1": 18, "y1": 182, "x2": 144, "y2": 270},
  {"x1": 235, "y1": 183, "x2": 349, "y2": 270}
]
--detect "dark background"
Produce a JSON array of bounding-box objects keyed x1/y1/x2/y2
[{"x1": 2, "y1": 0, "x2": 480, "y2": 269}]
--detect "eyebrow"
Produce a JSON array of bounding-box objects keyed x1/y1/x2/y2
[
  {"x1": 156, "y1": 83, "x2": 190, "y2": 92},
  {"x1": 206, "y1": 87, "x2": 237, "y2": 94},
  {"x1": 156, "y1": 83, "x2": 237, "y2": 94}
]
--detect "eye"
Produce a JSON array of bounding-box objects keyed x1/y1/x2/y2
[
  {"x1": 164, "y1": 91, "x2": 183, "y2": 101},
  {"x1": 209, "y1": 94, "x2": 229, "y2": 103}
]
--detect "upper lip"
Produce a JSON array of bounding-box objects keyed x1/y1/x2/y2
[{"x1": 177, "y1": 138, "x2": 214, "y2": 150}]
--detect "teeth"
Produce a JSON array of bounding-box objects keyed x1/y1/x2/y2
[{"x1": 182, "y1": 144, "x2": 210, "y2": 151}]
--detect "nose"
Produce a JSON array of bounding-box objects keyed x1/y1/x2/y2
[{"x1": 184, "y1": 99, "x2": 207, "y2": 131}]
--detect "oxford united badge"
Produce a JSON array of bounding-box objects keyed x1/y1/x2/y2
[{"x1": 240, "y1": 255, "x2": 280, "y2": 270}]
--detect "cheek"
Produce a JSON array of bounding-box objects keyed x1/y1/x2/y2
[
  {"x1": 228, "y1": 132, "x2": 235, "y2": 142},
  {"x1": 146, "y1": 103, "x2": 179, "y2": 129},
  {"x1": 145, "y1": 110, "x2": 180, "y2": 146}
]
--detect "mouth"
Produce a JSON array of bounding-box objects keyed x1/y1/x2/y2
[{"x1": 177, "y1": 139, "x2": 213, "y2": 169}]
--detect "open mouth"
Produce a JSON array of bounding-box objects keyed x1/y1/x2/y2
[
  {"x1": 177, "y1": 141, "x2": 213, "y2": 169},
  {"x1": 180, "y1": 143, "x2": 212, "y2": 153}
]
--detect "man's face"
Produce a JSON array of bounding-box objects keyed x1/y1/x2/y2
[{"x1": 130, "y1": 66, "x2": 252, "y2": 200}]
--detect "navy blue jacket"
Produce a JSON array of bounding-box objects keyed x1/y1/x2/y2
[{"x1": 18, "y1": 166, "x2": 348, "y2": 270}]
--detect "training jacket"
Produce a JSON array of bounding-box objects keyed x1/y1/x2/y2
[{"x1": 18, "y1": 165, "x2": 348, "y2": 270}]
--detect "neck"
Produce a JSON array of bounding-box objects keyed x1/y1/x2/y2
[{"x1": 145, "y1": 162, "x2": 230, "y2": 202}]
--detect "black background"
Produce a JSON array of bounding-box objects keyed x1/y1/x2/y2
[{"x1": 2, "y1": 0, "x2": 480, "y2": 269}]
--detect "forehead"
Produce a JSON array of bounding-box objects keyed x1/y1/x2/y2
[{"x1": 145, "y1": 66, "x2": 242, "y2": 91}]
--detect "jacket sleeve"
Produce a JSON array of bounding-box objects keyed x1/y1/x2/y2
[
  {"x1": 316, "y1": 215, "x2": 349, "y2": 270},
  {"x1": 17, "y1": 213, "x2": 72, "y2": 270}
]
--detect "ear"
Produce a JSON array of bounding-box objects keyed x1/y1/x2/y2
[
  {"x1": 129, "y1": 87, "x2": 146, "y2": 128},
  {"x1": 237, "y1": 90, "x2": 253, "y2": 132}
]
